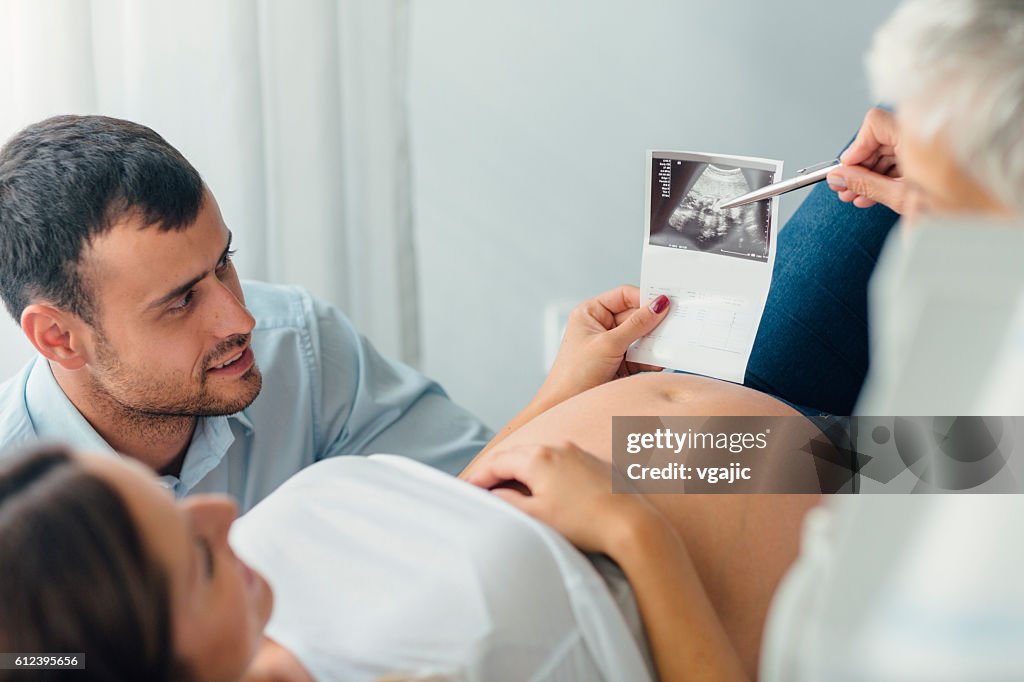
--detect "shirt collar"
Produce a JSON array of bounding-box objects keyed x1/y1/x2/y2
[
  {"x1": 166, "y1": 413, "x2": 235, "y2": 494},
  {"x1": 25, "y1": 357, "x2": 254, "y2": 496},
  {"x1": 25, "y1": 357, "x2": 118, "y2": 457}
]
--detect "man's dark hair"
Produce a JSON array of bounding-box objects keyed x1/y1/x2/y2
[{"x1": 0, "y1": 115, "x2": 205, "y2": 325}]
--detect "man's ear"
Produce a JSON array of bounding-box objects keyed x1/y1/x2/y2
[{"x1": 20, "y1": 304, "x2": 91, "y2": 370}]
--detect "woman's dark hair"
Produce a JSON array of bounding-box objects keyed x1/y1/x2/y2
[
  {"x1": 0, "y1": 114, "x2": 204, "y2": 325},
  {"x1": 0, "y1": 446, "x2": 194, "y2": 681}
]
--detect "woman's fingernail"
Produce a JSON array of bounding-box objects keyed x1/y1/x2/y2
[
  {"x1": 827, "y1": 174, "x2": 847, "y2": 189},
  {"x1": 649, "y1": 294, "x2": 669, "y2": 314}
]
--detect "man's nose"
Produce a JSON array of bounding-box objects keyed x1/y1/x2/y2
[{"x1": 208, "y1": 280, "x2": 256, "y2": 339}]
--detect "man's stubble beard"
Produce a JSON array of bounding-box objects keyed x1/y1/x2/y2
[{"x1": 87, "y1": 331, "x2": 263, "y2": 426}]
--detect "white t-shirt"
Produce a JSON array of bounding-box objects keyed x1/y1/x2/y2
[{"x1": 230, "y1": 455, "x2": 653, "y2": 682}]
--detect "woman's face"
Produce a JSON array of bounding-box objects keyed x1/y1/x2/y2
[
  {"x1": 80, "y1": 453, "x2": 273, "y2": 682},
  {"x1": 897, "y1": 115, "x2": 1013, "y2": 222}
]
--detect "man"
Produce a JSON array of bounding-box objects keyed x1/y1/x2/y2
[{"x1": 0, "y1": 115, "x2": 492, "y2": 509}]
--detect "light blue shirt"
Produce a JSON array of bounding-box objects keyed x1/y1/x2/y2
[{"x1": 0, "y1": 281, "x2": 493, "y2": 510}]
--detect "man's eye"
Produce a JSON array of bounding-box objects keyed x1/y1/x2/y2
[
  {"x1": 216, "y1": 249, "x2": 237, "y2": 273},
  {"x1": 170, "y1": 290, "x2": 195, "y2": 312}
]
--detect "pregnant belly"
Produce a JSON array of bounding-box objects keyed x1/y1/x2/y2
[
  {"x1": 499, "y1": 371, "x2": 803, "y2": 459},
  {"x1": 490, "y1": 372, "x2": 824, "y2": 676}
]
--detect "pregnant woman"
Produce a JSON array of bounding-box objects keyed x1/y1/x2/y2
[
  {"x1": 0, "y1": 412, "x2": 815, "y2": 682},
  {"x1": 0, "y1": 271, "x2": 834, "y2": 680}
]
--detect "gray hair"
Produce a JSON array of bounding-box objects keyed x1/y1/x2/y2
[{"x1": 867, "y1": 0, "x2": 1024, "y2": 212}]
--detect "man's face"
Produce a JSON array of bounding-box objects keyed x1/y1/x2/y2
[
  {"x1": 80, "y1": 191, "x2": 261, "y2": 417},
  {"x1": 897, "y1": 115, "x2": 1012, "y2": 222}
]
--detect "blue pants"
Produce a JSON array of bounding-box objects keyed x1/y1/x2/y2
[{"x1": 744, "y1": 182, "x2": 900, "y2": 415}]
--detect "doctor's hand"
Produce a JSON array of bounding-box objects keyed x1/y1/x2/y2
[
  {"x1": 827, "y1": 107, "x2": 909, "y2": 214},
  {"x1": 538, "y1": 285, "x2": 670, "y2": 406},
  {"x1": 465, "y1": 442, "x2": 665, "y2": 556}
]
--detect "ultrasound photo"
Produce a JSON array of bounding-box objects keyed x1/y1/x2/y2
[{"x1": 649, "y1": 159, "x2": 774, "y2": 262}]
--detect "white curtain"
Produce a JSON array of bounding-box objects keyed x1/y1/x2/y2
[{"x1": 0, "y1": 0, "x2": 419, "y2": 380}]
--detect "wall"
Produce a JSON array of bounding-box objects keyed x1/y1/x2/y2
[{"x1": 410, "y1": 0, "x2": 896, "y2": 428}]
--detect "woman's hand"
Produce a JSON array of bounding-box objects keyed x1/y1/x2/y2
[
  {"x1": 464, "y1": 441, "x2": 663, "y2": 556},
  {"x1": 459, "y1": 286, "x2": 669, "y2": 481},
  {"x1": 827, "y1": 107, "x2": 908, "y2": 214},
  {"x1": 469, "y1": 443, "x2": 751, "y2": 682},
  {"x1": 538, "y1": 285, "x2": 670, "y2": 406}
]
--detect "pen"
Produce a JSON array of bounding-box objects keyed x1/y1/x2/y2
[{"x1": 717, "y1": 159, "x2": 841, "y2": 210}]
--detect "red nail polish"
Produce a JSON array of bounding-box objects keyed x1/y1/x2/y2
[{"x1": 650, "y1": 294, "x2": 669, "y2": 314}]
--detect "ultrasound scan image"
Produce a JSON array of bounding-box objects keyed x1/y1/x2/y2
[{"x1": 649, "y1": 160, "x2": 773, "y2": 262}]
